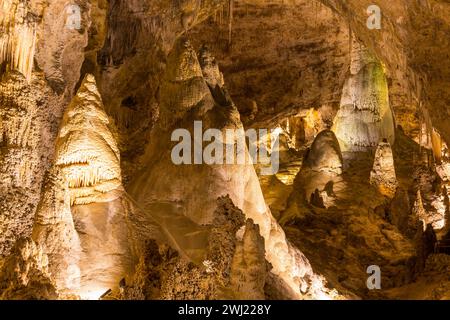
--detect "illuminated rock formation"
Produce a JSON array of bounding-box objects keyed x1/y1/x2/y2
[
  {"x1": 54, "y1": 74, "x2": 131, "y2": 299},
  {"x1": 55, "y1": 74, "x2": 123, "y2": 205},
  {"x1": 130, "y1": 38, "x2": 337, "y2": 299},
  {"x1": 222, "y1": 219, "x2": 266, "y2": 300},
  {"x1": 31, "y1": 167, "x2": 81, "y2": 295},
  {"x1": 332, "y1": 39, "x2": 395, "y2": 152},
  {"x1": 198, "y1": 44, "x2": 225, "y2": 90},
  {"x1": 370, "y1": 141, "x2": 398, "y2": 198},
  {"x1": 303, "y1": 129, "x2": 343, "y2": 175},
  {"x1": 0, "y1": 0, "x2": 38, "y2": 81}
]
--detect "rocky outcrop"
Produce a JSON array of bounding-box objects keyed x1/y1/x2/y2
[
  {"x1": 0, "y1": 0, "x2": 104, "y2": 258},
  {"x1": 413, "y1": 190, "x2": 428, "y2": 231},
  {"x1": 0, "y1": 72, "x2": 54, "y2": 257},
  {"x1": 221, "y1": 219, "x2": 266, "y2": 300},
  {"x1": 332, "y1": 39, "x2": 395, "y2": 152},
  {"x1": 370, "y1": 141, "x2": 398, "y2": 198}
]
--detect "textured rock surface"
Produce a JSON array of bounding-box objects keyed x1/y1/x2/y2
[
  {"x1": 1, "y1": 0, "x2": 450, "y2": 301},
  {"x1": 31, "y1": 167, "x2": 81, "y2": 294},
  {"x1": 122, "y1": 196, "x2": 267, "y2": 300},
  {"x1": 0, "y1": 0, "x2": 105, "y2": 257},
  {"x1": 0, "y1": 238, "x2": 57, "y2": 299},
  {"x1": 332, "y1": 39, "x2": 395, "y2": 152},
  {"x1": 53, "y1": 74, "x2": 132, "y2": 299},
  {"x1": 55, "y1": 74, "x2": 122, "y2": 205},
  {"x1": 303, "y1": 129, "x2": 343, "y2": 175},
  {"x1": 370, "y1": 141, "x2": 398, "y2": 198},
  {"x1": 0, "y1": 0, "x2": 38, "y2": 81},
  {"x1": 0, "y1": 72, "x2": 56, "y2": 257}
]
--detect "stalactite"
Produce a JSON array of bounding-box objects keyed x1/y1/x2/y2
[
  {"x1": 228, "y1": 0, "x2": 233, "y2": 48},
  {"x1": 421, "y1": 107, "x2": 442, "y2": 164},
  {"x1": 0, "y1": 0, "x2": 37, "y2": 81}
]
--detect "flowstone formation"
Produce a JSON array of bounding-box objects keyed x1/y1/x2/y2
[
  {"x1": 129, "y1": 38, "x2": 339, "y2": 299},
  {"x1": 370, "y1": 141, "x2": 398, "y2": 198},
  {"x1": 332, "y1": 38, "x2": 395, "y2": 152}
]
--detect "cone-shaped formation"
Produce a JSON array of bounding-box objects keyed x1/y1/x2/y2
[
  {"x1": 303, "y1": 129, "x2": 343, "y2": 175},
  {"x1": 159, "y1": 37, "x2": 215, "y2": 128},
  {"x1": 0, "y1": 0, "x2": 37, "y2": 81},
  {"x1": 55, "y1": 74, "x2": 122, "y2": 205},
  {"x1": 332, "y1": 39, "x2": 395, "y2": 152},
  {"x1": 31, "y1": 167, "x2": 81, "y2": 294},
  {"x1": 224, "y1": 219, "x2": 266, "y2": 300},
  {"x1": 130, "y1": 38, "x2": 338, "y2": 299},
  {"x1": 53, "y1": 74, "x2": 132, "y2": 299},
  {"x1": 370, "y1": 141, "x2": 398, "y2": 198}
]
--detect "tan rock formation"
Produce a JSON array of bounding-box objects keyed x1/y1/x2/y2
[
  {"x1": 129, "y1": 38, "x2": 337, "y2": 299},
  {"x1": 0, "y1": 0, "x2": 38, "y2": 81},
  {"x1": 303, "y1": 129, "x2": 343, "y2": 175},
  {"x1": 413, "y1": 190, "x2": 428, "y2": 232},
  {"x1": 332, "y1": 39, "x2": 395, "y2": 152},
  {"x1": 370, "y1": 141, "x2": 398, "y2": 198},
  {"x1": 0, "y1": 72, "x2": 51, "y2": 257},
  {"x1": 221, "y1": 219, "x2": 266, "y2": 300},
  {"x1": 122, "y1": 196, "x2": 266, "y2": 300},
  {"x1": 0, "y1": 238, "x2": 57, "y2": 299},
  {"x1": 55, "y1": 74, "x2": 123, "y2": 205},
  {"x1": 31, "y1": 167, "x2": 81, "y2": 294},
  {"x1": 53, "y1": 74, "x2": 131, "y2": 299}
]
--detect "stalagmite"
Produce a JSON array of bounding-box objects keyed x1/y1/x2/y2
[
  {"x1": 55, "y1": 74, "x2": 123, "y2": 205},
  {"x1": 303, "y1": 129, "x2": 343, "y2": 175},
  {"x1": 54, "y1": 74, "x2": 132, "y2": 299},
  {"x1": 370, "y1": 141, "x2": 398, "y2": 198},
  {"x1": 413, "y1": 190, "x2": 428, "y2": 231},
  {"x1": 129, "y1": 38, "x2": 339, "y2": 299},
  {"x1": 0, "y1": 0, "x2": 37, "y2": 81},
  {"x1": 224, "y1": 219, "x2": 266, "y2": 300},
  {"x1": 332, "y1": 38, "x2": 395, "y2": 152}
]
